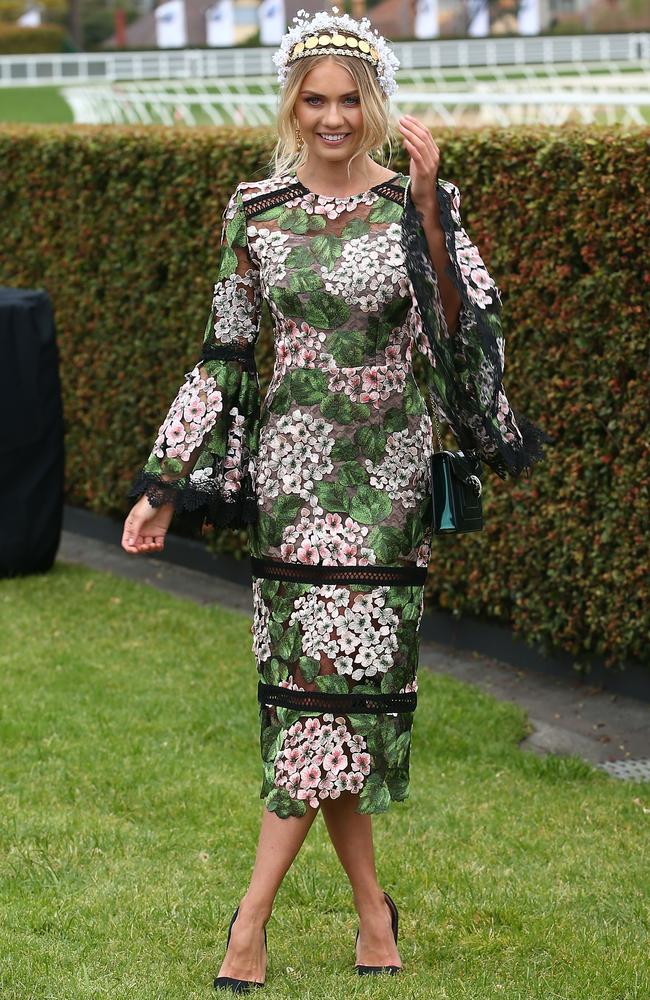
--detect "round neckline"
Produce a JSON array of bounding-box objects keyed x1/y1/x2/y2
[{"x1": 290, "y1": 170, "x2": 402, "y2": 202}]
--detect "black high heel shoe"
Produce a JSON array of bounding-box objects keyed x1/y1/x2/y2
[
  {"x1": 213, "y1": 905, "x2": 267, "y2": 993},
  {"x1": 355, "y1": 890, "x2": 401, "y2": 976}
]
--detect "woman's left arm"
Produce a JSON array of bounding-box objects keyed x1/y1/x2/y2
[{"x1": 398, "y1": 114, "x2": 462, "y2": 337}]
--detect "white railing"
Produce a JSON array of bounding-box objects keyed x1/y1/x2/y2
[
  {"x1": 1, "y1": 32, "x2": 648, "y2": 87},
  {"x1": 59, "y1": 61, "x2": 650, "y2": 128}
]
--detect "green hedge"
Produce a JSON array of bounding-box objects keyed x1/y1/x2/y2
[
  {"x1": 1, "y1": 123, "x2": 647, "y2": 672},
  {"x1": 0, "y1": 24, "x2": 67, "y2": 54}
]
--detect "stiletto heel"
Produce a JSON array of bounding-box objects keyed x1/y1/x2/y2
[
  {"x1": 213, "y1": 905, "x2": 267, "y2": 993},
  {"x1": 354, "y1": 890, "x2": 401, "y2": 975}
]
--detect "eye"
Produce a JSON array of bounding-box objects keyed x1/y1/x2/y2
[{"x1": 304, "y1": 96, "x2": 360, "y2": 106}]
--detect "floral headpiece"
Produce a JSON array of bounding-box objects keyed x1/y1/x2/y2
[{"x1": 273, "y1": 6, "x2": 400, "y2": 100}]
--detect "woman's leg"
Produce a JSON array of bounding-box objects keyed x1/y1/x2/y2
[
  {"x1": 319, "y1": 792, "x2": 402, "y2": 968},
  {"x1": 215, "y1": 802, "x2": 320, "y2": 981}
]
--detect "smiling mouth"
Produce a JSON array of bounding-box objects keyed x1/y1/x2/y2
[{"x1": 317, "y1": 133, "x2": 351, "y2": 142}]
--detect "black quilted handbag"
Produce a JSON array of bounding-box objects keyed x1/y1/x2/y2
[{"x1": 428, "y1": 390, "x2": 483, "y2": 534}]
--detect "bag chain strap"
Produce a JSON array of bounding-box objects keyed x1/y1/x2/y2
[{"x1": 427, "y1": 386, "x2": 445, "y2": 453}]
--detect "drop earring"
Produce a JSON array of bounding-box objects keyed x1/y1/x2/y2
[{"x1": 295, "y1": 126, "x2": 304, "y2": 151}]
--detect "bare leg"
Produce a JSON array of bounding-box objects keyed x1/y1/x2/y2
[
  {"x1": 319, "y1": 792, "x2": 401, "y2": 968},
  {"x1": 215, "y1": 802, "x2": 320, "y2": 982}
]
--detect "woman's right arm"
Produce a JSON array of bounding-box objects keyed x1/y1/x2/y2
[{"x1": 121, "y1": 184, "x2": 263, "y2": 554}]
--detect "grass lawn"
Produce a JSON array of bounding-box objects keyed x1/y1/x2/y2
[
  {"x1": 0, "y1": 561, "x2": 648, "y2": 999},
  {"x1": 0, "y1": 85, "x2": 72, "y2": 124}
]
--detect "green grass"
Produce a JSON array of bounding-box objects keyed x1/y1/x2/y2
[
  {"x1": 1, "y1": 561, "x2": 648, "y2": 999},
  {"x1": 0, "y1": 85, "x2": 72, "y2": 123}
]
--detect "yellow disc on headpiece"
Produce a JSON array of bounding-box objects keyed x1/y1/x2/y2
[
  {"x1": 293, "y1": 40, "x2": 305, "y2": 56},
  {"x1": 358, "y1": 39, "x2": 370, "y2": 53},
  {"x1": 331, "y1": 33, "x2": 346, "y2": 46},
  {"x1": 369, "y1": 46, "x2": 378, "y2": 60},
  {"x1": 345, "y1": 36, "x2": 358, "y2": 48},
  {"x1": 318, "y1": 34, "x2": 332, "y2": 45},
  {"x1": 305, "y1": 35, "x2": 319, "y2": 49}
]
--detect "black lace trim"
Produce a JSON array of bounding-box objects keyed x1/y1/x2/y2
[
  {"x1": 200, "y1": 344, "x2": 257, "y2": 372},
  {"x1": 243, "y1": 184, "x2": 309, "y2": 219},
  {"x1": 242, "y1": 178, "x2": 408, "y2": 219},
  {"x1": 126, "y1": 467, "x2": 259, "y2": 529},
  {"x1": 251, "y1": 556, "x2": 427, "y2": 585},
  {"x1": 258, "y1": 681, "x2": 417, "y2": 715}
]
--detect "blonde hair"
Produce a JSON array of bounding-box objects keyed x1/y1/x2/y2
[{"x1": 268, "y1": 53, "x2": 399, "y2": 180}]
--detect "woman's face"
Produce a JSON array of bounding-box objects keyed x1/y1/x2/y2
[{"x1": 292, "y1": 57, "x2": 364, "y2": 162}]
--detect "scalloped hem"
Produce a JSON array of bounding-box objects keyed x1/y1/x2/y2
[{"x1": 127, "y1": 469, "x2": 259, "y2": 529}]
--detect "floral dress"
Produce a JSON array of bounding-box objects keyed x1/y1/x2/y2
[{"x1": 127, "y1": 169, "x2": 549, "y2": 819}]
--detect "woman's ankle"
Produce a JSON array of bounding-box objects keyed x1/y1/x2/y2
[
  {"x1": 354, "y1": 885, "x2": 388, "y2": 921},
  {"x1": 237, "y1": 891, "x2": 274, "y2": 926}
]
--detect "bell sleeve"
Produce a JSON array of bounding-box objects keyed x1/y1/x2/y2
[
  {"x1": 126, "y1": 185, "x2": 262, "y2": 528},
  {"x1": 402, "y1": 176, "x2": 553, "y2": 480}
]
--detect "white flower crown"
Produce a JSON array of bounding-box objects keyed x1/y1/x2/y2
[{"x1": 273, "y1": 6, "x2": 400, "y2": 100}]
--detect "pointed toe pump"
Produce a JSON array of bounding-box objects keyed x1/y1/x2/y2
[
  {"x1": 213, "y1": 906, "x2": 267, "y2": 993},
  {"x1": 354, "y1": 890, "x2": 402, "y2": 976}
]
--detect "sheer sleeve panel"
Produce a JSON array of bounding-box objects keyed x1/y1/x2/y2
[
  {"x1": 403, "y1": 177, "x2": 553, "y2": 480},
  {"x1": 127, "y1": 185, "x2": 262, "y2": 528}
]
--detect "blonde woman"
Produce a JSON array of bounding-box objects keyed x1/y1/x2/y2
[{"x1": 122, "y1": 6, "x2": 548, "y2": 991}]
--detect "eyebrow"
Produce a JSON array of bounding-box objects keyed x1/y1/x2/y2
[{"x1": 299, "y1": 89, "x2": 359, "y2": 97}]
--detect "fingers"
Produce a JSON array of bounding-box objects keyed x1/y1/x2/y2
[{"x1": 121, "y1": 514, "x2": 165, "y2": 555}]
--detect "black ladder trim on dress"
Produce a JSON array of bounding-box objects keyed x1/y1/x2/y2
[
  {"x1": 242, "y1": 179, "x2": 408, "y2": 220},
  {"x1": 258, "y1": 681, "x2": 417, "y2": 715},
  {"x1": 199, "y1": 343, "x2": 257, "y2": 372},
  {"x1": 251, "y1": 556, "x2": 427, "y2": 586},
  {"x1": 243, "y1": 184, "x2": 309, "y2": 219}
]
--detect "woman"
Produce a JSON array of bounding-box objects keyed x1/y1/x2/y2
[{"x1": 121, "y1": 7, "x2": 548, "y2": 991}]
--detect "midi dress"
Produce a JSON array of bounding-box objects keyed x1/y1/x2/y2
[{"x1": 127, "y1": 169, "x2": 550, "y2": 820}]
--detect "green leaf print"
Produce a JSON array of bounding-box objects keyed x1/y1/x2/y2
[
  {"x1": 403, "y1": 377, "x2": 426, "y2": 415},
  {"x1": 216, "y1": 246, "x2": 238, "y2": 281},
  {"x1": 337, "y1": 462, "x2": 369, "y2": 487},
  {"x1": 269, "y1": 287, "x2": 302, "y2": 318},
  {"x1": 395, "y1": 731, "x2": 412, "y2": 766},
  {"x1": 341, "y1": 218, "x2": 370, "y2": 239},
  {"x1": 270, "y1": 597, "x2": 295, "y2": 622},
  {"x1": 307, "y1": 215, "x2": 327, "y2": 231},
  {"x1": 288, "y1": 269, "x2": 324, "y2": 293},
  {"x1": 385, "y1": 768, "x2": 409, "y2": 800},
  {"x1": 251, "y1": 205, "x2": 285, "y2": 222},
  {"x1": 291, "y1": 368, "x2": 328, "y2": 405},
  {"x1": 309, "y1": 233, "x2": 342, "y2": 269},
  {"x1": 357, "y1": 773, "x2": 391, "y2": 813},
  {"x1": 273, "y1": 494, "x2": 304, "y2": 525},
  {"x1": 261, "y1": 723, "x2": 282, "y2": 759},
  {"x1": 319, "y1": 393, "x2": 352, "y2": 423},
  {"x1": 225, "y1": 209, "x2": 246, "y2": 247},
  {"x1": 315, "y1": 674, "x2": 349, "y2": 694},
  {"x1": 257, "y1": 511, "x2": 282, "y2": 549},
  {"x1": 330, "y1": 438, "x2": 357, "y2": 461},
  {"x1": 366, "y1": 526, "x2": 404, "y2": 563},
  {"x1": 367, "y1": 198, "x2": 404, "y2": 224},
  {"x1": 275, "y1": 622, "x2": 302, "y2": 661},
  {"x1": 348, "y1": 401, "x2": 371, "y2": 422},
  {"x1": 285, "y1": 246, "x2": 314, "y2": 269},
  {"x1": 267, "y1": 378, "x2": 291, "y2": 415},
  {"x1": 349, "y1": 485, "x2": 393, "y2": 525},
  {"x1": 354, "y1": 425, "x2": 387, "y2": 463},
  {"x1": 298, "y1": 656, "x2": 321, "y2": 683},
  {"x1": 260, "y1": 579, "x2": 280, "y2": 600},
  {"x1": 346, "y1": 713, "x2": 378, "y2": 736},
  {"x1": 383, "y1": 406, "x2": 409, "y2": 433},
  {"x1": 277, "y1": 208, "x2": 311, "y2": 234},
  {"x1": 313, "y1": 481, "x2": 350, "y2": 514},
  {"x1": 265, "y1": 786, "x2": 307, "y2": 818},
  {"x1": 304, "y1": 291, "x2": 350, "y2": 329},
  {"x1": 326, "y1": 329, "x2": 366, "y2": 367}
]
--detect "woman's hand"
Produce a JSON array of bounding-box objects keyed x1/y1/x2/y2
[
  {"x1": 398, "y1": 114, "x2": 440, "y2": 215},
  {"x1": 121, "y1": 494, "x2": 174, "y2": 554}
]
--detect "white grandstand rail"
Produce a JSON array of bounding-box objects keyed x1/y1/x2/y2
[{"x1": 1, "y1": 33, "x2": 648, "y2": 87}]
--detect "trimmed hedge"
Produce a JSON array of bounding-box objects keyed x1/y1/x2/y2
[
  {"x1": 0, "y1": 24, "x2": 67, "y2": 54},
  {"x1": 0, "y1": 123, "x2": 647, "y2": 672}
]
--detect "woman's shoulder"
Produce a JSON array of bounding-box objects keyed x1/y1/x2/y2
[{"x1": 235, "y1": 173, "x2": 296, "y2": 204}]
